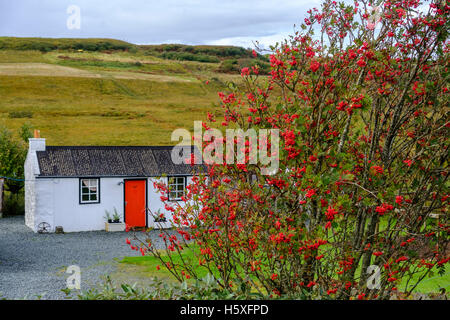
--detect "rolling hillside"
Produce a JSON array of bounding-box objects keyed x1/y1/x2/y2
[{"x1": 0, "y1": 37, "x2": 263, "y2": 146}]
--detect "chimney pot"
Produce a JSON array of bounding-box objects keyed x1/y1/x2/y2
[
  {"x1": 29, "y1": 134, "x2": 46, "y2": 152},
  {"x1": 34, "y1": 129, "x2": 40, "y2": 138}
]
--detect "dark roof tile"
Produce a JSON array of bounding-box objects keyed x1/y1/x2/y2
[{"x1": 36, "y1": 146, "x2": 204, "y2": 177}]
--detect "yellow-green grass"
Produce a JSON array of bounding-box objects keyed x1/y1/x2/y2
[
  {"x1": 0, "y1": 50, "x2": 224, "y2": 78},
  {"x1": 120, "y1": 248, "x2": 449, "y2": 294},
  {"x1": 0, "y1": 50, "x2": 48, "y2": 63},
  {"x1": 0, "y1": 47, "x2": 245, "y2": 146},
  {"x1": 0, "y1": 74, "x2": 226, "y2": 145},
  {"x1": 324, "y1": 215, "x2": 449, "y2": 294},
  {"x1": 120, "y1": 246, "x2": 211, "y2": 284}
]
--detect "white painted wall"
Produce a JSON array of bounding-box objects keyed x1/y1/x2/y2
[
  {"x1": 147, "y1": 177, "x2": 194, "y2": 228},
  {"x1": 24, "y1": 138, "x2": 45, "y2": 230},
  {"x1": 25, "y1": 138, "x2": 197, "y2": 233},
  {"x1": 27, "y1": 176, "x2": 194, "y2": 233},
  {"x1": 51, "y1": 177, "x2": 124, "y2": 232}
]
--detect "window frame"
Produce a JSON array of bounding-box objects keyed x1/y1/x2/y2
[
  {"x1": 79, "y1": 178, "x2": 101, "y2": 204},
  {"x1": 167, "y1": 176, "x2": 186, "y2": 201}
]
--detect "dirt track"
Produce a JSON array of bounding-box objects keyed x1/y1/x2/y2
[{"x1": 0, "y1": 63, "x2": 193, "y2": 82}]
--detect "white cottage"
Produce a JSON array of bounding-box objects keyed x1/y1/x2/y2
[{"x1": 25, "y1": 137, "x2": 203, "y2": 233}]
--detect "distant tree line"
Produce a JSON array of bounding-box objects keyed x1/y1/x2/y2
[
  {"x1": 0, "y1": 37, "x2": 135, "y2": 53},
  {"x1": 141, "y1": 44, "x2": 258, "y2": 59},
  {"x1": 141, "y1": 44, "x2": 270, "y2": 73},
  {"x1": 0, "y1": 37, "x2": 271, "y2": 74}
]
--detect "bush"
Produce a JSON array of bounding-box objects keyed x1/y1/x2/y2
[
  {"x1": 139, "y1": 44, "x2": 264, "y2": 62},
  {"x1": 8, "y1": 111, "x2": 33, "y2": 119},
  {"x1": 218, "y1": 58, "x2": 270, "y2": 74},
  {"x1": 2, "y1": 191, "x2": 24, "y2": 216},
  {"x1": 160, "y1": 51, "x2": 220, "y2": 63},
  {"x1": 217, "y1": 59, "x2": 239, "y2": 73},
  {"x1": 0, "y1": 124, "x2": 31, "y2": 215},
  {"x1": 72, "y1": 273, "x2": 447, "y2": 300},
  {"x1": 0, "y1": 37, "x2": 135, "y2": 52},
  {"x1": 73, "y1": 274, "x2": 260, "y2": 300},
  {"x1": 130, "y1": 0, "x2": 449, "y2": 300}
]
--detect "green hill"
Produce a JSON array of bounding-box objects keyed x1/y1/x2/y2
[
  {"x1": 0, "y1": 37, "x2": 265, "y2": 146},
  {"x1": 0, "y1": 37, "x2": 135, "y2": 52},
  {"x1": 0, "y1": 37, "x2": 270, "y2": 71}
]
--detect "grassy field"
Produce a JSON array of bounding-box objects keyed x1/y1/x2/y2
[
  {"x1": 118, "y1": 216, "x2": 449, "y2": 295},
  {"x1": 119, "y1": 250, "x2": 450, "y2": 295},
  {"x1": 0, "y1": 74, "x2": 226, "y2": 145},
  {"x1": 0, "y1": 39, "x2": 245, "y2": 146}
]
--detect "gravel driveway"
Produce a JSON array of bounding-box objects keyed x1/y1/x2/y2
[{"x1": 0, "y1": 216, "x2": 163, "y2": 300}]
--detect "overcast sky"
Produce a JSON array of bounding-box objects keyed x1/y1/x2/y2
[{"x1": 0, "y1": 0, "x2": 319, "y2": 49}]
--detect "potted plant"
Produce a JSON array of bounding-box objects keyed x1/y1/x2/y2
[
  {"x1": 104, "y1": 210, "x2": 112, "y2": 223},
  {"x1": 105, "y1": 208, "x2": 125, "y2": 232},
  {"x1": 112, "y1": 209, "x2": 121, "y2": 223}
]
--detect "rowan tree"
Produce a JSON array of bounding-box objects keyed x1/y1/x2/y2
[{"x1": 130, "y1": 0, "x2": 449, "y2": 299}]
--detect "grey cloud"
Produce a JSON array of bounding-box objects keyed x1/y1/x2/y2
[{"x1": 0, "y1": 0, "x2": 316, "y2": 46}]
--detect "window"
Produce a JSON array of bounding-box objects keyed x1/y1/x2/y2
[
  {"x1": 80, "y1": 178, "x2": 100, "y2": 204},
  {"x1": 168, "y1": 176, "x2": 186, "y2": 201}
]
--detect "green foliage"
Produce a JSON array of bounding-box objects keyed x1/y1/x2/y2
[
  {"x1": 8, "y1": 111, "x2": 33, "y2": 119},
  {"x1": 71, "y1": 269, "x2": 450, "y2": 300},
  {"x1": 134, "y1": 0, "x2": 449, "y2": 300},
  {"x1": 55, "y1": 57, "x2": 147, "y2": 70},
  {"x1": 0, "y1": 37, "x2": 135, "y2": 52},
  {"x1": 217, "y1": 59, "x2": 239, "y2": 73},
  {"x1": 103, "y1": 210, "x2": 112, "y2": 221},
  {"x1": 159, "y1": 51, "x2": 220, "y2": 63},
  {"x1": 2, "y1": 191, "x2": 25, "y2": 216},
  {"x1": 74, "y1": 274, "x2": 267, "y2": 300},
  {"x1": 0, "y1": 124, "x2": 31, "y2": 202},
  {"x1": 141, "y1": 44, "x2": 255, "y2": 59},
  {"x1": 0, "y1": 124, "x2": 28, "y2": 180},
  {"x1": 140, "y1": 44, "x2": 268, "y2": 69},
  {"x1": 218, "y1": 58, "x2": 270, "y2": 74},
  {"x1": 19, "y1": 123, "x2": 33, "y2": 143}
]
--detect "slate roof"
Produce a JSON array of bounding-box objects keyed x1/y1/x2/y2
[{"x1": 36, "y1": 146, "x2": 204, "y2": 178}]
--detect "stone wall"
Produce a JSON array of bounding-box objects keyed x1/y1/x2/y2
[{"x1": 24, "y1": 151, "x2": 36, "y2": 230}]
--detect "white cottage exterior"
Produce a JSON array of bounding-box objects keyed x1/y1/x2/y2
[{"x1": 25, "y1": 138, "x2": 202, "y2": 233}]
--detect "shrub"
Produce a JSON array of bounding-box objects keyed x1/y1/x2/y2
[
  {"x1": 217, "y1": 59, "x2": 239, "y2": 73},
  {"x1": 160, "y1": 51, "x2": 220, "y2": 63},
  {"x1": 8, "y1": 111, "x2": 33, "y2": 119},
  {"x1": 0, "y1": 37, "x2": 135, "y2": 52},
  {"x1": 218, "y1": 58, "x2": 270, "y2": 74},
  {"x1": 0, "y1": 124, "x2": 32, "y2": 214},
  {"x1": 139, "y1": 44, "x2": 263, "y2": 62},
  {"x1": 3, "y1": 191, "x2": 25, "y2": 216},
  {"x1": 73, "y1": 274, "x2": 259, "y2": 300}
]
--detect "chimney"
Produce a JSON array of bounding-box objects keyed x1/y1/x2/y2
[{"x1": 29, "y1": 130, "x2": 46, "y2": 152}]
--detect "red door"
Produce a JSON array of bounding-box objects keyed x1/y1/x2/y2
[{"x1": 125, "y1": 180, "x2": 146, "y2": 227}]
